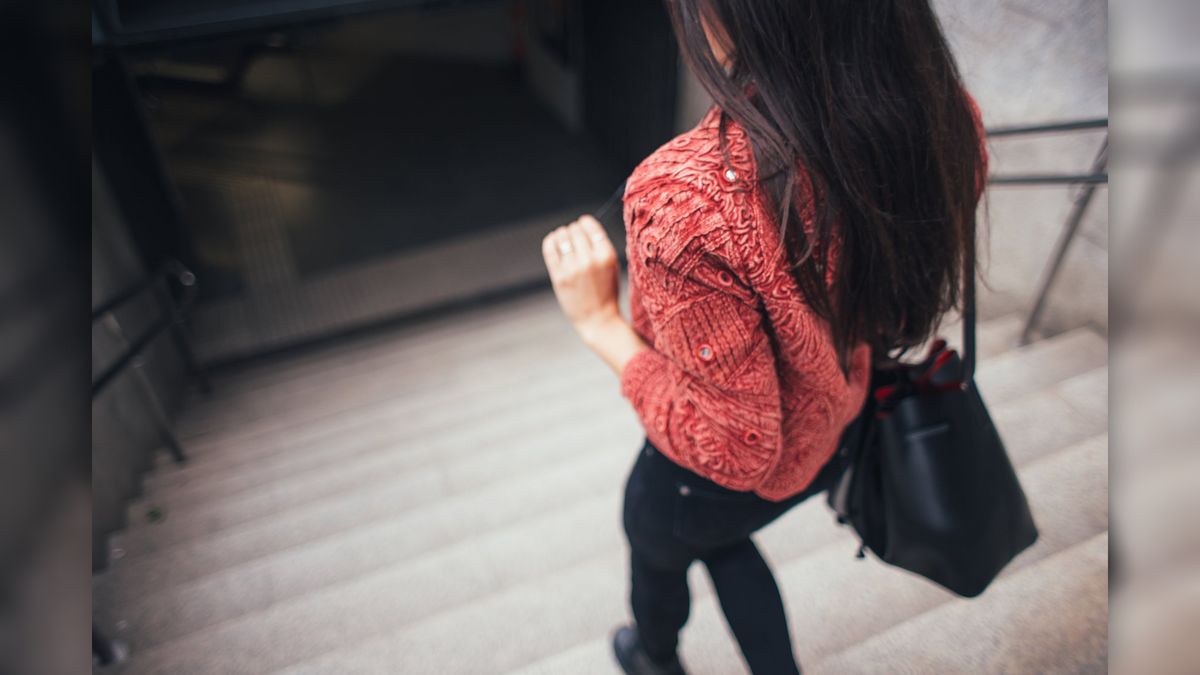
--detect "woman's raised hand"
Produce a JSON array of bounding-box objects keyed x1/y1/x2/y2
[
  {"x1": 542, "y1": 215, "x2": 648, "y2": 376},
  {"x1": 541, "y1": 215, "x2": 622, "y2": 341}
]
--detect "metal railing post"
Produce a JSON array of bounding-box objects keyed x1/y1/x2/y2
[
  {"x1": 101, "y1": 312, "x2": 187, "y2": 464},
  {"x1": 1017, "y1": 135, "x2": 1109, "y2": 345},
  {"x1": 92, "y1": 260, "x2": 207, "y2": 464},
  {"x1": 159, "y1": 261, "x2": 212, "y2": 394}
]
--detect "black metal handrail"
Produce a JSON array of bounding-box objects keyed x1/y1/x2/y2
[
  {"x1": 92, "y1": 259, "x2": 209, "y2": 463},
  {"x1": 91, "y1": 265, "x2": 172, "y2": 322},
  {"x1": 982, "y1": 118, "x2": 1109, "y2": 344},
  {"x1": 92, "y1": 260, "x2": 205, "y2": 394},
  {"x1": 985, "y1": 118, "x2": 1108, "y2": 138},
  {"x1": 91, "y1": 262, "x2": 211, "y2": 658},
  {"x1": 985, "y1": 117, "x2": 1109, "y2": 187},
  {"x1": 988, "y1": 173, "x2": 1107, "y2": 186},
  {"x1": 92, "y1": 312, "x2": 178, "y2": 397}
]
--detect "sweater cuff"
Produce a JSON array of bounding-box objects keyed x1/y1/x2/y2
[{"x1": 619, "y1": 346, "x2": 667, "y2": 404}]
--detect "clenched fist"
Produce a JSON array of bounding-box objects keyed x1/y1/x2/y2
[
  {"x1": 541, "y1": 215, "x2": 648, "y2": 377},
  {"x1": 541, "y1": 214, "x2": 622, "y2": 339}
]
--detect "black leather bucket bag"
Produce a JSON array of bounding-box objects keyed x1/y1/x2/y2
[{"x1": 825, "y1": 247, "x2": 1039, "y2": 598}]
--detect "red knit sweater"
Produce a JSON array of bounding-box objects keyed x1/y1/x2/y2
[{"x1": 618, "y1": 105, "x2": 873, "y2": 501}]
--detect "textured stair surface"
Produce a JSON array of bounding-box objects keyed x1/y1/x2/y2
[
  {"x1": 815, "y1": 532, "x2": 1109, "y2": 675},
  {"x1": 509, "y1": 433, "x2": 1108, "y2": 675},
  {"x1": 93, "y1": 289, "x2": 1108, "y2": 675}
]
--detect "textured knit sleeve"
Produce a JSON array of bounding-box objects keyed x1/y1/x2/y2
[{"x1": 619, "y1": 186, "x2": 784, "y2": 492}]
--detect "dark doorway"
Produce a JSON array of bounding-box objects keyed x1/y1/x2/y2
[
  {"x1": 100, "y1": 0, "x2": 679, "y2": 364},
  {"x1": 582, "y1": 0, "x2": 679, "y2": 171}
]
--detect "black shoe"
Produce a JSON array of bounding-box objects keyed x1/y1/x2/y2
[{"x1": 611, "y1": 624, "x2": 687, "y2": 675}]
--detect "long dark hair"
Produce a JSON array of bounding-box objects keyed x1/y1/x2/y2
[{"x1": 665, "y1": 0, "x2": 986, "y2": 371}]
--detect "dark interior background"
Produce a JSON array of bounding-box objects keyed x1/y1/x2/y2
[{"x1": 97, "y1": 0, "x2": 678, "y2": 308}]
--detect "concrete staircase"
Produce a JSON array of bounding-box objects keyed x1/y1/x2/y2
[{"x1": 93, "y1": 288, "x2": 1108, "y2": 674}]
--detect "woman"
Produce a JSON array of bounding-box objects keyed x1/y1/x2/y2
[{"x1": 541, "y1": 1, "x2": 987, "y2": 673}]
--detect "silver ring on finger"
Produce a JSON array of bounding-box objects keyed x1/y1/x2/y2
[{"x1": 558, "y1": 240, "x2": 573, "y2": 254}]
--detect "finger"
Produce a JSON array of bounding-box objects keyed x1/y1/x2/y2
[
  {"x1": 542, "y1": 232, "x2": 561, "y2": 270},
  {"x1": 545, "y1": 229, "x2": 573, "y2": 276},
  {"x1": 552, "y1": 225, "x2": 578, "y2": 267},
  {"x1": 577, "y1": 215, "x2": 614, "y2": 258},
  {"x1": 554, "y1": 225, "x2": 573, "y2": 252},
  {"x1": 566, "y1": 221, "x2": 591, "y2": 261}
]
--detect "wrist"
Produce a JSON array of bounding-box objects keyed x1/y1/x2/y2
[
  {"x1": 576, "y1": 311, "x2": 649, "y2": 376},
  {"x1": 575, "y1": 308, "x2": 627, "y2": 348}
]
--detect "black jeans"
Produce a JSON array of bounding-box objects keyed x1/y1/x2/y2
[{"x1": 621, "y1": 439, "x2": 851, "y2": 675}]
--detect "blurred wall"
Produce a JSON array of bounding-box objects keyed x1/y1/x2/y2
[
  {"x1": 940, "y1": 0, "x2": 1108, "y2": 334},
  {"x1": 92, "y1": 159, "x2": 189, "y2": 571},
  {"x1": 674, "y1": 58, "x2": 710, "y2": 133}
]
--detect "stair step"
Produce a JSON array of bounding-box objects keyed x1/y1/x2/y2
[
  {"x1": 115, "y1": 427, "x2": 1106, "y2": 674},
  {"x1": 933, "y1": 311, "x2": 1024, "y2": 362},
  {"x1": 991, "y1": 366, "x2": 1106, "y2": 467},
  {"x1": 765, "y1": 433, "x2": 1107, "y2": 664},
  {"x1": 118, "y1": 389, "x2": 630, "y2": 554},
  {"x1": 972, "y1": 327, "x2": 1106, "y2": 406},
  {"x1": 101, "y1": 360, "x2": 1105, "y2": 615},
  {"x1": 98, "y1": 295, "x2": 1106, "y2": 672},
  {"x1": 183, "y1": 284, "x2": 569, "y2": 408},
  {"x1": 102, "y1": 462, "x2": 845, "y2": 655},
  {"x1": 206, "y1": 275, "x2": 1003, "y2": 414},
  {"x1": 142, "y1": 353, "x2": 616, "y2": 492},
  {"x1": 131, "y1": 380, "x2": 621, "y2": 511},
  {"x1": 146, "y1": 346, "x2": 614, "y2": 490},
  {"x1": 113, "y1": 491, "x2": 627, "y2": 656},
  {"x1": 97, "y1": 364, "x2": 1105, "y2": 655},
  {"x1": 814, "y1": 531, "x2": 1108, "y2": 674},
  {"x1": 507, "y1": 640, "x2": 619, "y2": 675},
  {"x1": 168, "y1": 327, "x2": 596, "y2": 468},
  {"x1": 174, "y1": 299, "x2": 577, "y2": 446},
  {"x1": 126, "y1": 322, "x2": 1091, "y2": 560},
  {"x1": 171, "y1": 309, "x2": 1031, "y2": 465},
  {"x1": 95, "y1": 429, "x2": 640, "y2": 627},
  {"x1": 145, "y1": 314, "x2": 1094, "y2": 494},
  {"x1": 506, "y1": 434, "x2": 1107, "y2": 675},
  {"x1": 125, "y1": 360, "x2": 1104, "y2": 558}
]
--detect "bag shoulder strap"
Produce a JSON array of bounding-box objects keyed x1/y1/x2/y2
[{"x1": 962, "y1": 223, "x2": 977, "y2": 383}]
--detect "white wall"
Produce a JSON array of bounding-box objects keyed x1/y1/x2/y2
[{"x1": 937, "y1": 0, "x2": 1108, "y2": 333}]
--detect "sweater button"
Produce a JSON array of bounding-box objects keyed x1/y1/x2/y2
[
  {"x1": 716, "y1": 270, "x2": 733, "y2": 286},
  {"x1": 723, "y1": 168, "x2": 738, "y2": 182},
  {"x1": 743, "y1": 429, "x2": 761, "y2": 444},
  {"x1": 696, "y1": 344, "x2": 714, "y2": 361}
]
